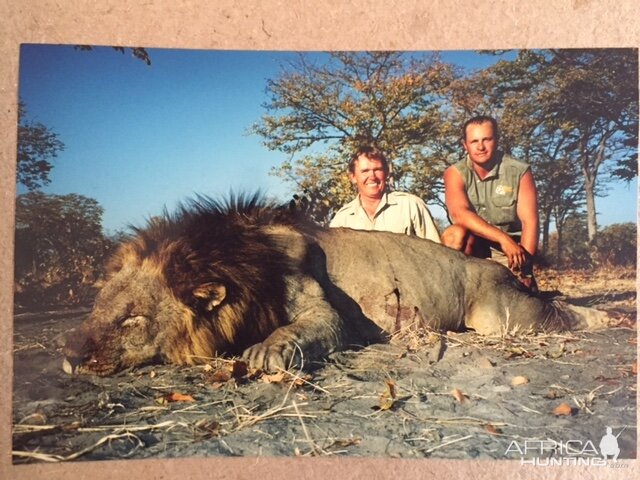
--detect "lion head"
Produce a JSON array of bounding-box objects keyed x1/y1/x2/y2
[{"x1": 62, "y1": 195, "x2": 302, "y2": 376}]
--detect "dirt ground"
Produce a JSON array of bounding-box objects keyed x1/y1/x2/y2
[{"x1": 11, "y1": 267, "x2": 637, "y2": 464}]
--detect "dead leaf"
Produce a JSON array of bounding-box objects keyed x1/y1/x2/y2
[
  {"x1": 291, "y1": 374, "x2": 312, "y2": 387},
  {"x1": 484, "y1": 424, "x2": 501, "y2": 435},
  {"x1": 451, "y1": 388, "x2": 467, "y2": 403},
  {"x1": 631, "y1": 361, "x2": 637, "y2": 375},
  {"x1": 207, "y1": 369, "x2": 232, "y2": 383},
  {"x1": 231, "y1": 360, "x2": 249, "y2": 379},
  {"x1": 149, "y1": 370, "x2": 157, "y2": 379},
  {"x1": 553, "y1": 402, "x2": 573, "y2": 416},
  {"x1": 386, "y1": 379, "x2": 396, "y2": 397},
  {"x1": 261, "y1": 372, "x2": 286, "y2": 384},
  {"x1": 329, "y1": 437, "x2": 361, "y2": 448},
  {"x1": 157, "y1": 392, "x2": 196, "y2": 404},
  {"x1": 511, "y1": 375, "x2": 530, "y2": 386},
  {"x1": 377, "y1": 380, "x2": 397, "y2": 411},
  {"x1": 19, "y1": 412, "x2": 47, "y2": 425}
]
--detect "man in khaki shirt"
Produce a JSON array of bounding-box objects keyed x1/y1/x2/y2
[{"x1": 329, "y1": 147, "x2": 440, "y2": 243}]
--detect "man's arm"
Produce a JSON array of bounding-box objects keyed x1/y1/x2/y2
[
  {"x1": 444, "y1": 166, "x2": 526, "y2": 268},
  {"x1": 516, "y1": 169, "x2": 539, "y2": 256}
]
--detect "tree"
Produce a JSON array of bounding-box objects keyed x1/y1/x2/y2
[
  {"x1": 545, "y1": 214, "x2": 590, "y2": 267},
  {"x1": 591, "y1": 223, "x2": 637, "y2": 267},
  {"x1": 14, "y1": 192, "x2": 110, "y2": 306},
  {"x1": 483, "y1": 49, "x2": 638, "y2": 243},
  {"x1": 252, "y1": 52, "x2": 458, "y2": 223},
  {"x1": 16, "y1": 101, "x2": 65, "y2": 190}
]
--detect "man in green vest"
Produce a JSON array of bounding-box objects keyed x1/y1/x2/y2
[{"x1": 441, "y1": 115, "x2": 539, "y2": 292}]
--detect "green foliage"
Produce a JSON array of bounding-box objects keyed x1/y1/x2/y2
[
  {"x1": 591, "y1": 223, "x2": 637, "y2": 267},
  {"x1": 74, "y1": 45, "x2": 152, "y2": 65},
  {"x1": 252, "y1": 52, "x2": 459, "y2": 222},
  {"x1": 17, "y1": 102, "x2": 65, "y2": 191},
  {"x1": 480, "y1": 49, "x2": 638, "y2": 242},
  {"x1": 544, "y1": 219, "x2": 637, "y2": 269},
  {"x1": 543, "y1": 215, "x2": 590, "y2": 268},
  {"x1": 14, "y1": 192, "x2": 112, "y2": 307}
]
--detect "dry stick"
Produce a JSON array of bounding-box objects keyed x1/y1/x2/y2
[
  {"x1": 292, "y1": 400, "x2": 325, "y2": 456},
  {"x1": 227, "y1": 353, "x2": 326, "y2": 433},
  {"x1": 13, "y1": 432, "x2": 143, "y2": 463},
  {"x1": 420, "y1": 434, "x2": 474, "y2": 454},
  {"x1": 13, "y1": 420, "x2": 197, "y2": 462},
  {"x1": 276, "y1": 366, "x2": 331, "y2": 395},
  {"x1": 171, "y1": 399, "x2": 232, "y2": 414},
  {"x1": 14, "y1": 419, "x2": 190, "y2": 435},
  {"x1": 230, "y1": 402, "x2": 315, "y2": 431},
  {"x1": 13, "y1": 424, "x2": 59, "y2": 434}
]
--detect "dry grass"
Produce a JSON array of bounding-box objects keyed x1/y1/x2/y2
[{"x1": 12, "y1": 265, "x2": 637, "y2": 461}]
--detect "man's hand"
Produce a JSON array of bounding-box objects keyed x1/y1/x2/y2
[{"x1": 499, "y1": 235, "x2": 527, "y2": 269}]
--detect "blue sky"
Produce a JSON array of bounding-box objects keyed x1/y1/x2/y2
[{"x1": 17, "y1": 45, "x2": 637, "y2": 234}]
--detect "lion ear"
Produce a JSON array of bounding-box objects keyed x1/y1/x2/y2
[{"x1": 193, "y1": 283, "x2": 227, "y2": 311}]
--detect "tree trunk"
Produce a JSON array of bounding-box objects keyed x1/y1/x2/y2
[
  {"x1": 581, "y1": 132, "x2": 608, "y2": 244},
  {"x1": 583, "y1": 169, "x2": 598, "y2": 244},
  {"x1": 556, "y1": 225, "x2": 563, "y2": 265},
  {"x1": 540, "y1": 208, "x2": 552, "y2": 257}
]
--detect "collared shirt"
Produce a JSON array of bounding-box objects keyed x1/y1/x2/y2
[
  {"x1": 453, "y1": 152, "x2": 530, "y2": 234},
  {"x1": 329, "y1": 191, "x2": 441, "y2": 243}
]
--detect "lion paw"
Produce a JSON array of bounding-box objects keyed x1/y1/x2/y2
[{"x1": 241, "y1": 340, "x2": 302, "y2": 373}]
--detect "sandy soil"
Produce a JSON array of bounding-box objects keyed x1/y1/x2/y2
[{"x1": 11, "y1": 267, "x2": 637, "y2": 463}]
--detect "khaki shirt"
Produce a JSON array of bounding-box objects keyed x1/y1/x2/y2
[{"x1": 329, "y1": 191, "x2": 441, "y2": 243}]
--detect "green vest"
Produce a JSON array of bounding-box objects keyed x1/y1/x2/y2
[{"x1": 453, "y1": 152, "x2": 530, "y2": 234}]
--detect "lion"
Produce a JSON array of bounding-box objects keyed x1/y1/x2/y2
[{"x1": 62, "y1": 193, "x2": 609, "y2": 375}]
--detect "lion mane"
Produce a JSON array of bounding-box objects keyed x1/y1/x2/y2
[{"x1": 89, "y1": 194, "x2": 314, "y2": 366}]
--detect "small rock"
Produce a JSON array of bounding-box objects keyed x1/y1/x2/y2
[{"x1": 511, "y1": 375, "x2": 529, "y2": 386}]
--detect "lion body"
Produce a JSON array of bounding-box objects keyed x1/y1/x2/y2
[{"x1": 63, "y1": 195, "x2": 608, "y2": 375}]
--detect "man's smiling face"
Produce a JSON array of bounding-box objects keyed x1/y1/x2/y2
[{"x1": 349, "y1": 155, "x2": 388, "y2": 200}]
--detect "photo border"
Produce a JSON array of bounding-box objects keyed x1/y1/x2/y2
[{"x1": 1, "y1": 1, "x2": 638, "y2": 479}]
